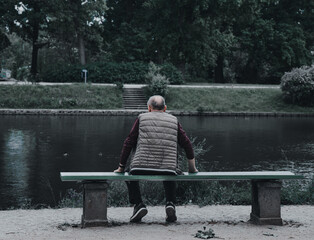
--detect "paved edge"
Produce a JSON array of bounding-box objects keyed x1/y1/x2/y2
[
  {"x1": 0, "y1": 81, "x2": 280, "y2": 89},
  {"x1": 0, "y1": 109, "x2": 313, "y2": 117}
]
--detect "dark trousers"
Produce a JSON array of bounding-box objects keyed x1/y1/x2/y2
[{"x1": 126, "y1": 181, "x2": 176, "y2": 205}]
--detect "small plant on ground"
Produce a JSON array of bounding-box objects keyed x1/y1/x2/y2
[
  {"x1": 115, "y1": 81, "x2": 124, "y2": 92},
  {"x1": 58, "y1": 189, "x2": 83, "y2": 208},
  {"x1": 194, "y1": 227, "x2": 215, "y2": 239}
]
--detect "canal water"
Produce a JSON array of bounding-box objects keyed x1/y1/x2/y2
[{"x1": 0, "y1": 115, "x2": 313, "y2": 209}]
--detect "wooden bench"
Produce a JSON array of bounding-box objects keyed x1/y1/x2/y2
[{"x1": 60, "y1": 171, "x2": 304, "y2": 227}]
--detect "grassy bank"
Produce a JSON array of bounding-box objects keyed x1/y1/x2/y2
[
  {"x1": 0, "y1": 84, "x2": 314, "y2": 112},
  {"x1": 166, "y1": 88, "x2": 314, "y2": 112},
  {"x1": 0, "y1": 84, "x2": 314, "y2": 113},
  {"x1": 0, "y1": 84, "x2": 123, "y2": 109}
]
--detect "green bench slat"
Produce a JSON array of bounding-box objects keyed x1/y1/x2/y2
[{"x1": 60, "y1": 171, "x2": 304, "y2": 181}]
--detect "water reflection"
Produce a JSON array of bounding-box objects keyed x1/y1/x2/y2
[
  {"x1": 178, "y1": 116, "x2": 314, "y2": 177},
  {"x1": 2, "y1": 130, "x2": 34, "y2": 207}
]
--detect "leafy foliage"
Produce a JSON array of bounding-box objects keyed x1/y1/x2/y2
[
  {"x1": 4, "y1": 0, "x2": 55, "y2": 75},
  {"x1": 40, "y1": 61, "x2": 146, "y2": 83},
  {"x1": 281, "y1": 178, "x2": 314, "y2": 205},
  {"x1": 48, "y1": 0, "x2": 107, "y2": 65},
  {"x1": 160, "y1": 63, "x2": 184, "y2": 85},
  {"x1": 195, "y1": 227, "x2": 215, "y2": 239},
  {"x1": 39, "y1": 61, "x2": 182, "y2": 84},
  {"x1": 1, "y1": 0, "x2": 313, "y2": 83},
  {"x1": 1, "y1": 34, "x2": 31, "y2": 78},
  {"x1": 0, "y1": 31, "x2": 10, "y2": 53},
  {"x1": 58, "y1": 189, "x2": 83, "y2": 208},
  {"x1": 146, "y1": 62, "x2": 169, "y2": 97},
  {"x1": 281, "y1": 65, "x2": 314, "y2": 106}
]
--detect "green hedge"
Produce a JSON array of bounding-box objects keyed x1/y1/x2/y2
[{"x1": 40, "y1": 61, "x2": 184, "y2": 84}]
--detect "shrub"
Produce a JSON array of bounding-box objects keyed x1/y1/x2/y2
[
  {"x1": 40, "y1": 62, "x2": 148, "y2": 83},
  {"x1": 160, "y1": 63, "x2": 184, "y2": 84},
  {"x1": 39, "y1": 61, "x2": 183, "y2": 84},
  {"x1": 280, "y1": 65, "x2": 314, "y2": 106},
  {"x1": 39, "y1": 64, "x2": 82, "y2": 82},
  {"x1": 148, "y1": 74, "x2": 169, "y2": 96},
  {"x1": 16, "y1": 66, "x2": 31, "y2": 81},
  {"x1": 89, "y1": 61, "x2": 148, "y2": 83},
  {"x1": 115, "y1": 81, "x2": 124, "y2": 92},
  {"x1": 146, "y1": 62, "x2": 169, "y2": 96}
]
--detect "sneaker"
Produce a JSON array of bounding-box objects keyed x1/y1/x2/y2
[
  {"x1": 130, "y1": 202, "x2": 148, "y2": 223},
  {"x1": 165, "y1": 202, "x2": 177, "y2": 222}
]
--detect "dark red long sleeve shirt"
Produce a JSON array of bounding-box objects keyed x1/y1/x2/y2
[{"x1": 120, "y1": 118, "x2": 194, "y2": 166}]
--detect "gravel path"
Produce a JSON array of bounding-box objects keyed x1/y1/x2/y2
[{"x1": 0, "y1": 205, "x2": 313, "y2": 240}]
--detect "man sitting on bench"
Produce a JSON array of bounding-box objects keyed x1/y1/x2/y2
[{"x1": 114, "y1": 95, "x2": 198, "y2": 223}]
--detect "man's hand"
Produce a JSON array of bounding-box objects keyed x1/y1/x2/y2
[
  {"x1": 188, "y1": 158, "x2": 198, "y2": 173},
  {"x1": 114, "y1": 167, "x2": 125, "y2": 173}
]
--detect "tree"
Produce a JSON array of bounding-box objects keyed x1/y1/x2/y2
[
  {"x1": 2, "y1": 0, "x2": 313, "y2": 84},
  {"x1": 260, "y1": 0, "x2": 312, "y2": 82},
  {"x1": 143, "y1": 0, "x2": 237, "y2": 82},
  {"x1": 0, "y1": 33, "x2": 31, "y2": 79},
  {"x1": 0, "y1": 31, "x2": 10, "y2": 53},
  {"x1": 4, "y1": 0, "x2": 54, "y2": 77},
  {"x1": 49, "y1": 0, "x2": 107, "y2": 65},
  {"x1": 103, "y1": 0, "x2": 151, "y2": 62},
  {"x1": 300, "y1": 0, "x2": 314, "y2": 52},
  {"x1": 0, "y1": 3, "x2": 12, "y2": 53},
  {"x1": 227, "y1": 0, "x2": 312, "y2": 84}
]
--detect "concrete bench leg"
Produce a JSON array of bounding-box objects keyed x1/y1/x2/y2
[
  {"x1": 82, "y1": 181, "x2": 109, "y2": 228},
  {"x1": 250, "y1": 180, "x2": 283, "y2": 225}
]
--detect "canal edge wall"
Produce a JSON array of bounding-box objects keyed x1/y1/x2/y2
[{"x1": 0, "y1": 109, "x2": 314, "y2": 117}]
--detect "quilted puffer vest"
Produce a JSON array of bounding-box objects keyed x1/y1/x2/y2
[{"x1": 130, "y1": 112, "x2": 178, "y2": 174}]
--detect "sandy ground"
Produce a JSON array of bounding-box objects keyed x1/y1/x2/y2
[{"x1": 0, "y1": 205, "x2": 313, "y2": 240}]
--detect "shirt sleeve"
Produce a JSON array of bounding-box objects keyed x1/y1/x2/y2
[
  {"x1": 177, "y1": 122, "x2": 194, "y2": 159},
  {"x1": 119, "y1": 118, "x2": 139, "y2": 166}
]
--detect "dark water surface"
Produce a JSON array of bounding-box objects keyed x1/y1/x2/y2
[{"x1": 0, "y1": 115, "x2": 313, "y2": 209}]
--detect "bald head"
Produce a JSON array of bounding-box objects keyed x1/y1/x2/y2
[{"x1": 147, "y1": 95, "x2": 166, "y2": 111}]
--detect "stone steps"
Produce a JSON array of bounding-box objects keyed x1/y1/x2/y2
[{"x1": 123, "y1": 88, "x2": 147, "y2": 110}]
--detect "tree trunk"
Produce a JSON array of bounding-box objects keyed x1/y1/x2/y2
[
  {"x1": 30, "y1": 23, "x2": 40, "y2": 77},
  {"x1": 31, "y1": 44, "x2": 39, "y2": 76},
  {"x1": 79, "y1": 36, "x2": 86, "y2": 65},
  {"x1": 214, "y1": 55, "x2": 225, "y2": 83},
  {"x1": 243, "y1": 60, "x2": 258, "y2": 83}
]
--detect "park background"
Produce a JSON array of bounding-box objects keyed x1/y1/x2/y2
[
  {"x1": 0, "y1": 0, "x2": 313, "y2": 208},
  {"x1": 0, "y1": 1, "x2": 313, "y2": 239},
  {"x1": 1, "y1": 0, "x2": 314, "y2": 85}
]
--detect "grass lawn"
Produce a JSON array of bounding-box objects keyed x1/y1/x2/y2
[
  {"x1": 0, "y1": 84, "x2": 313, "y2": 113},
  {"x1": 166, "y1": 87, "x2": 314, "y2": 113},
  {"x1": 0, "y1": 84, "x2": 123, "y2": 109}
]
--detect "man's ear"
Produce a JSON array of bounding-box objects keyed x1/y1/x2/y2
[
  {"x1": 148, "y1": 105, "x2": 152, "y2": 112},
  {"x1": 163, "y1": 105, "x2": 167, "y2": 112}
]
